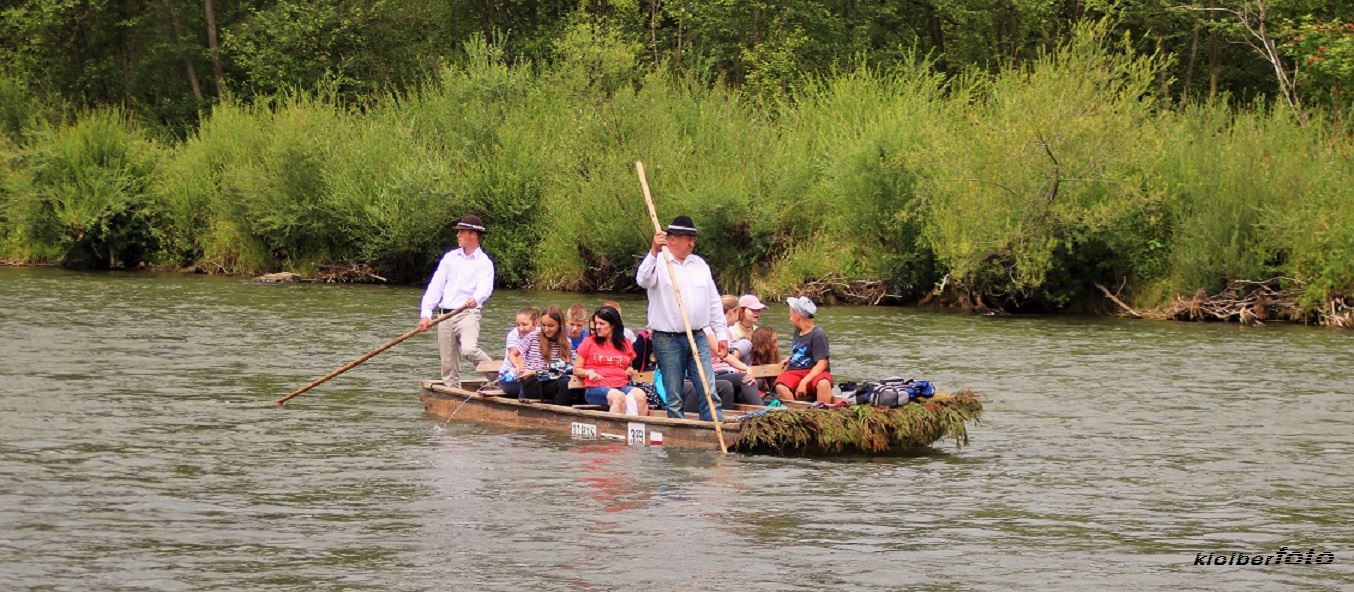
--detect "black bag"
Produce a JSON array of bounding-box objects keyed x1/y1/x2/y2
[{"x1": 630, "y1": 381, "x2": 663, "y2": 410}]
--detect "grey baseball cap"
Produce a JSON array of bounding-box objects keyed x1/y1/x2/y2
[{"x1": 786, "y1": 296, "x2": 817, "y2": 318}]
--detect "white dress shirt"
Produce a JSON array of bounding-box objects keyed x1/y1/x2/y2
[
  {"x1": 419, "y1": 247, "x2": 495, "y2": 318},
  {"x1": 636, "y1": 251, "x2": 729, "y2": 342}
]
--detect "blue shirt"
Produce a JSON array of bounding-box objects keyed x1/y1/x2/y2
[{"x1": 569, "y1": 329, "x2": 589, "y2": 353}]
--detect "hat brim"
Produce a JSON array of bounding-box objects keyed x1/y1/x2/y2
[
  {"x1": 454, "y1": 224, "x2": 487, "y2": 233},
  {"x1": 666, "y1": 227, "x2": 698, "y2": 236}
]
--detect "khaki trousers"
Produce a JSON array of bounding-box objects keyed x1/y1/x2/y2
[{"x1": 437, "y1": 308, "x2": 492, "y2": 387}]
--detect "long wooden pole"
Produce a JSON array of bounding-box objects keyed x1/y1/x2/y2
[
  {"x1": 276, "y1": 303, "x2": 470, "y2": 405},
  {"x1": 635, "y1": 161, "x2": 727, "y2": 453}
]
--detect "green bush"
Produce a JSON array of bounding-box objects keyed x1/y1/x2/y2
[{"x1": 1, "y1": 108, "x2": 161, "y2": 268}]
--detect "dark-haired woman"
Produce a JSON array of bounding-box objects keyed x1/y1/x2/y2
[{"x1": 574, "y1": 306, "x2": 646, "y2": 416}]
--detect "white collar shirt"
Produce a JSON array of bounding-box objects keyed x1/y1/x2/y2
[
  {"x1": 636, "y1": 251, "x2": 729, "y2": 342},
  {"x1": 419, "y1": 247, "x2": 495, "y2": 318}
]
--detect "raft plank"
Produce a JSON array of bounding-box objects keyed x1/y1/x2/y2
[{"x1": 420, "y1": 380, "x2": 742, "y2": 450}]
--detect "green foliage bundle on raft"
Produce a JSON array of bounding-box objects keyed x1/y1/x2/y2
[{"x1": 734, "y1": 390, "x2": 984, "y2": 455}]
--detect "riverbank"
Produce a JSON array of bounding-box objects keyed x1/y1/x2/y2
[
  {"x1": 7, "y1": 262, "x2": 1352, "y2": 329},
  {"x1": 2, "y1": 25, "x2": 1350, "y2": 323}
]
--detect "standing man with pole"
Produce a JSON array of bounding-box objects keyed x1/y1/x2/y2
[
  {"x1": 417, "y1": 215, "x2": 495, "y2": 388},
  {"x1": 637, "y1": 215, "x2": 730, "y2": 421}
]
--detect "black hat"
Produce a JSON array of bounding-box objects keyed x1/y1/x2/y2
[
  {"x1": 666, "y1": 215, "x2": 699, "y2": 236},
  {"x1": 454, "y1": 215, "x2": 487, "y2": 233}
]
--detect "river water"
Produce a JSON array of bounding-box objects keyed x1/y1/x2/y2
[{"x1": 1, "y1": 267, "x2": 1350, "y2": 591}]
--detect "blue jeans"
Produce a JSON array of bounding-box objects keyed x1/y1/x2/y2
[
  {"x1": 584, "y1": 385, "x2": 634, "y2": 406},
  {"x1": 651, "y1": 331, "x2": 722, "y2": 421}
]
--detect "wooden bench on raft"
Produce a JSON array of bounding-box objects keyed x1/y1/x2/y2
[
  {"x1": 474, "y1": 360, "x2": 784, "y2": 392},
  {"x1": 471, "y1": 359, "x2": 789, "y2": 416}
]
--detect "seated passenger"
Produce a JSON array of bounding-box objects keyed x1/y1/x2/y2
[
  {"x1": 499, "y1": 306, "x2": 540, "y2": 396},
  {"x1": 749, "y1": 325, "x2": 782, "y2": 400},
  {"x1": 704, "y1": 301, "x2": 763, "y2": 407},
  {"x1": 566, "y1": 303, "x2": 590, "y2": 354},
  {"x1": 574, "y1": 306, "x2": 646, "y2": 416},
  {"x1": 523, "y1": 305, "x2": 574, "y2": 405},
  {"x1": 674, "y1": 300, "x2": 763, "y2": 411},
  {"x1": 562, "y1": 303, "x2": 590, "y2": 404},
  {"x1": 773, "y1": 297, "x2": 834, "y2": 403},
  {"x1": 731, "y1": 293, "x2": 767, "y2": 342},
  {"x1": 630, "y1": 327, "x2": 654, "y2": 372},
  {"x1": 720, "y1": 294, "x2": 754, "y2": 364},
  {"x1": 681, "y1": 375, "x2": 735, "y2": 413}
]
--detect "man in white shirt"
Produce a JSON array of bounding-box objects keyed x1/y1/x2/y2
[
  {"x1": 417, "y1": 215, "x2": 495, "y2": 388},
  {"x1": 636, "y1": 215, "x2": 729, "y2": 421}
]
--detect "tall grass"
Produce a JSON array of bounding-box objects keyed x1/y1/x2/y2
[
  {"x1": 2, "y1": 23, "x2": 1351, "y2": 319},
  {"x1": 1, "y1": 107, "x2": 161, "y2": 267}
]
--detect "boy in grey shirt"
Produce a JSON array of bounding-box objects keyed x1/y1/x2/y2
[{"x1": 772, "y1": 297, "x2": 834, "y2": 403}]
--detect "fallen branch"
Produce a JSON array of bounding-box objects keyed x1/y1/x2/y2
[
  {"x1": 310, "y1": 263, "x2": 387, "y2": 284},
  {"x1": 797, "y1": 273, "x2": 890, "y2": 305},
  {"x1": 1094, "y1": 282, "x2": 1142, "y2": 318},
  {"x1": 1140, "y1": 278, "x2": 1307, "y2": 325}
]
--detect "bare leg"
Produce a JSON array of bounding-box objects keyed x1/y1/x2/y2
[
  {"x1": 775, "y1": 383, "x2": 794, "y2": 401},
  {"x1": 607, "y1": 389, "x2": 626, "y2": 414},
  {"x1": 815, "y1": 379, "x2": 833, "y2": 404}
]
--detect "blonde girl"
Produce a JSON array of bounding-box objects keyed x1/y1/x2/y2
[
  {"x1": 530, "y1": 305, "x2": 575, "y2": 405},
  {"x1": 501, "y1": 306, "x2": 541, "y2": 397}
]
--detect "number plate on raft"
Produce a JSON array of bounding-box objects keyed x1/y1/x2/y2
[{"x1": 571, "y1": 422, "x2": 653, "y2": 446}]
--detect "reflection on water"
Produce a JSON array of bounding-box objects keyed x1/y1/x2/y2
[{"x1": 1, "y1": 267, "x2": 1351, "y2": 591}]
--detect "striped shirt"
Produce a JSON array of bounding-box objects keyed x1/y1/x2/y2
[{"x1": 507, "y1": 328, "x2": 546, "y2": 371}]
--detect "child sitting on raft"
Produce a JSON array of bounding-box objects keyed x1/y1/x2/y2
[
  {"x1": 565, "y1": 303, "x2": 589, "y2": 355},
  {"x1": 526, "y1": 305, "x2": 574, "y2": 405},
  {"x1": 499, "y1": 306, "x2": 541, "y2": 397},
  {"x1": 749, "y1": 325, "x2": 781, "y2": 399},
  {"x1": 710, "y1": 294, "x2": 762, "y2": 406},
  {"x1": 773, "y1": 297, "x2": 833, "y2": 404}
]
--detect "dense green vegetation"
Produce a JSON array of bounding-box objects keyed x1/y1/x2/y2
[
  {"x1": 1, "y1": 2, "x2": 1351, "y2": 321},
  {"x1": 2, "y1": 0, "x2": 1350, "y2": 133}
]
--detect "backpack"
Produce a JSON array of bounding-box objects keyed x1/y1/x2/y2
[
  {"x1": 631, "y1": 330, "x2": 654, "y2": 371},
  {"x1": 850, "y1": 378, "x2": 936, "y2": 407}
]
